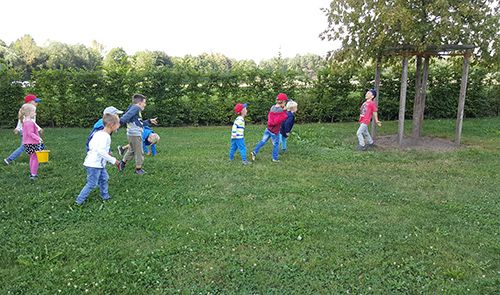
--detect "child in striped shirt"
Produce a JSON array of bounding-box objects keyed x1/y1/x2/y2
[{"x1": 229, "y1": 103, "x2": 252, "y2": 165}]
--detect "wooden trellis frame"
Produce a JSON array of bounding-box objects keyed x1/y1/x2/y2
[{"x1": 371, "y1": 45, "x2": 474, "y2": 147}]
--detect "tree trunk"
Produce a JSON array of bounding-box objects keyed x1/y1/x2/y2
[{"x1": 371, "y1": 57, "x2": 382, "y2": 138}]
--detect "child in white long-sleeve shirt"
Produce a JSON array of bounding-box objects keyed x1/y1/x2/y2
[{"x1": 76, "y1": 113, "x2": 120, "y2": 204}]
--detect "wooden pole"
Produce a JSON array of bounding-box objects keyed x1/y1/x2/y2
[
  {"x1": 371, "y1": 57, "x2": 382, "y2": 138},
  {"x1": 412, "y1": 55, "x2": 422, "y2": 138},
  {"x1": 418, "y1": 56, "x2": 430, "y2": 137},
  {"x1": 398, "y1": 55, "x2": 409, "y2": 146},
  {"x1": 455, "y1": 50, "x2": 471, "y2": 147}
]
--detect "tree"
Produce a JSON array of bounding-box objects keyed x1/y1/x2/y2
[
  {"x1": 321, "y1": 0, "x2": 500, "y2": 140},
  {"x1": 103, "y1": 47, "x2": 130, "y2": 69},
  {"x1": 44, "y1": 41, "x2": 102, "y2": 70},
  {"x1": 321, "y1": 0, "x2": 500, "y2": 62},
  {"x1": 11, "y1": 35, "x2": 41, "y2": 77},
  {"x1": 132, "y1": 50, "x2": 173, "y2": 71}
]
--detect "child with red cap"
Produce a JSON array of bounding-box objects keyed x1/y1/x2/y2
[
  {"x1": 4, "y1": 95, "x2": 43, "y2": 165},
  {"x1": 355, "y1": 89, "x2": 381, "y2": 150},
  {"x1": 251, "y1": 93, "x2": 289, "y2": 162},
  {"x1": 229, "y1": 103, "x2": 252, "y2": 165}
]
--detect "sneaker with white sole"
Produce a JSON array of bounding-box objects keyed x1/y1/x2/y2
[
  {"x1": 368, "y1": 142, "x2": 376, "y2": 148},
  {"x1": 272, "y1": 159, "x2": 281, "y2": 162},
  {"x1": 29, "y1": 174, "x2": 38, "y2": 180},
  {"x1": 251, "y1": 151, "x2": 256, "y2": 161},
  {"x1": 118, "y1": 161, "x2": 126, "y2": 171},
  {"x1": 355, "y1": 145, "x2": 366, "y2": 151},
  {"x1": 242, "y1": 160, "x2": 252, "y2": 165},
  {"x1": 117, "y1": 146, "x2": 125, "y2": 156},
  {"x1": 4, "y1": 158, "x2": 12, "y2": 165},
  {"x1": 135, "y1": 168, "x2": 147, "y2": 174}
]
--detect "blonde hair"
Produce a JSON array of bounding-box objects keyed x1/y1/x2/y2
[
  {"x1": 148, "y1": 133, "x2": 160, "y2": 144},
  {"x1": 102, "y1": 113, "x2": 119, "y2": 127},
  {"x1": 286, "y1": 101, "x2": 298, "y2": 109},
  {"x1": 18, "y1": 103, "x2": 36, "y2": 126}
]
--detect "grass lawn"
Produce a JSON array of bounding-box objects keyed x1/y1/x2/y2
[{"x1": 1, "y1": 118, "x2": 499, "y2": 294}]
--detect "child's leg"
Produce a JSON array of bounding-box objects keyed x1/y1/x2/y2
[
  {"x1": 8, "y1": 136, "x2": 25, "y2": 162},
  {"x1": 97, "y1": 168, "x2": 111, "y2": 199},
  {"x1": 237, "y1": 139, "x2": 247, "y2": 162},
  {"x1": 76, "y1": 167, "x2": 99, "y2": 203},
  {"x1": 362, "y1": 125, "x2": 374, "y2": 145},
  {"x1": 229, "y1": 139, "x2": 238, "y2": 160},
  {"x1": 123, "y1": 144, "x2": 130, "y2": 150},
  {"x1": 123, "y1": 136, "x2": 138, "y2": 164},
  {"x1": 282, "y1": 136, "x2": 287, "y2": 150},
  {"x1": 29, "y1": 153, "x2": 39, "y2": 175},
  {"x1": 356, "y1": 123, "x2": 368, "y2": 146},
  {"x1": 271, "y1": 133, "x2": 280, "y2": 161},
  {"x1": 133, "y1": 138, "x2": 145, "y2": 169},
  {"x1": 253, "y1": 129, "x2": 271, "y2": 155},
  {"x1": 279, "y1": 134, "x2": 283, "y2": 149}
]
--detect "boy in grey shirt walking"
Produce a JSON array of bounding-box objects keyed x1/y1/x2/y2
[{"x1": 118, "y1": 94, "x2": 157, "y2": 174}]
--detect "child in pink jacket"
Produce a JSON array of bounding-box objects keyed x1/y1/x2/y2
[{"x1": 20, "y1": 104, "x2": 43, "y2": 179}]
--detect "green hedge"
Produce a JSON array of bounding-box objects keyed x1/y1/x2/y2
[{"x1": 0, "y1": 59, "x2": 496, "y2": 129}]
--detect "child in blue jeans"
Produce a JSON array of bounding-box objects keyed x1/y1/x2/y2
[
  {"x1": 251, "y1": 93, "x2": 289, "y2": 162},
  {"x1": 229, "y1": 103, "x2": 252, "y2": 165},
  {"x1": 76, "y1": 113, "x2": 120, "y2": 204}
]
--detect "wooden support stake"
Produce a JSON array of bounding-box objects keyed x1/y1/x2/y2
[
  {"x1": 419, "y1": 56, "x2": 430, "y2": 136},
  {"x1": 398, "y1": 56, "x2": 409, "y2": 146},
  {"x1": 455, "y1": 50, "x2": 471, "y2": 147},
  {"x1": 412, "y1": 56, "x2": 423, "y2": 138}
]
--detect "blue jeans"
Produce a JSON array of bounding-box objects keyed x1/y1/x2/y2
[
  {"x1": 76, "y1": 166, "x2": 111, "y2": 203},
  {"x1": 7, "y1": 133, "x2": 25, "y2": 162},
  {"x1": 229, "y1": 138, "x2": 247, "y2": 161},
  {"x1": 253, "y1": 129, "x2": 280, "y2": 161},
  {"x1": 279, "y1": 134, "x2": 288, "y2": 150}
]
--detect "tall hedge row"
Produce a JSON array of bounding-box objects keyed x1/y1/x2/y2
[{"x1": 0, "y1": 58, "x2": 497, "y2": 129}]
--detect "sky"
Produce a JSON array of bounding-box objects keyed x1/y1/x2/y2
[{"x1": 1, "y1": 0, "x2": 340, "y2": 62}]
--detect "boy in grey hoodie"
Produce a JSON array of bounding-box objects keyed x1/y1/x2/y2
[{"x1": 118, "y1": 94, "x2": 157, "y2": 174}]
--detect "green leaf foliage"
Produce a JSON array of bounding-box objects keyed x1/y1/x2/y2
[{"x1": 321, "y1": 0, "x2": 500, "y2": 62}]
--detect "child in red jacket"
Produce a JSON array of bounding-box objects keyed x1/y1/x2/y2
[{"x1": 251, "y1": 93, "x2": 289, "y2": 162}]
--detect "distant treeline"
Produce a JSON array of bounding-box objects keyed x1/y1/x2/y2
[{"x1": 1, "y1": 36, "x2": 499, "y2": 128}]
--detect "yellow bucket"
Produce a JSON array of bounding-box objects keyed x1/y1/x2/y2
[{"x1": 36, "y1": 150, "x2": 50, "y2": 163}]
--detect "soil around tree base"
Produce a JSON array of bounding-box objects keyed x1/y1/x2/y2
[{"x1": 374, "y1": 135, "x2": 460, "y2": 151}]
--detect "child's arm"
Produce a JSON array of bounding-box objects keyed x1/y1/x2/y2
[
  {"x1": 150, "y1": 144, "x2": 157, "y2": 156},
  {"x1": 373, "y1": 112, "x2": 381, "y2": 126},
  {"x1": 95, "y1": 137, "x2": 117, "y2": 164},
  {"x1": 143, "y1": 140, "x2": 150, "y2": 154},
  {"x1": 119, "y1": 105, "x2": 139, "y2": 125},
  {"x1": 284, "y1": 115, "x2": 292, "y2": 134},
  {"x1": 142, "y1": 117, "x2": 158, "y2": 127},
  {"x1": 14, "y1": 119, "x2": 22, "y2": 134},
  {"x1": 231, "y1": 121, "x2": 238, "y2": 138},
  {"x1": 27, "y1": 122, "x2": 42, "y2": 142},
  {"x1": 34, "y1": 116, "x2": 44, "y2": 134}
]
